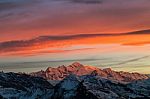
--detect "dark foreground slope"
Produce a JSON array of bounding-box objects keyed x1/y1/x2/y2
[
  {"x1": 0, "y1": 72, "x2": 53, "y2": 99},
  {"x1": 0, "y1": 72, "x2": 150, "y2": 99},
  {"x1": 52, "y1": 74, "x2": 150, "y2": 99}
]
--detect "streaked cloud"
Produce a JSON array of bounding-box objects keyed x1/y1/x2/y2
[
  {"x1": 109, "y1": 56, "x2": 150, "y2": 66},
  {"x1": 0, "y1": 29, "x2": 150, "y2": 56},
  {"x1": 70, "y1": 0, "x2": 102, "y2": 4}
]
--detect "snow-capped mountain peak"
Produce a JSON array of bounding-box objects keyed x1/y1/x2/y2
[{"x1": 31, "y1": 62, "x2": 149, "y2": 83}]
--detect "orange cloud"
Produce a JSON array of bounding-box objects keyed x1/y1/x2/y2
[{"x1": 0, "y1": 30, "x2": 150, "y2": 56}]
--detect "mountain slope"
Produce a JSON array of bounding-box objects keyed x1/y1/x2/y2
[
  {"x1": 52, "y1": 74, "x2": 150, "y2": 99},
  {"x1": 0, "y1": 72, "x2": 53, "y2": 99},
  {"x1": 0, "y1": 71, "x2": 150, "y2": 99}
]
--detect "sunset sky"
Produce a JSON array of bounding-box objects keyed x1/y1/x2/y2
[{"x1": 0, "y1": 0, "x2": 150, "y2": 73}]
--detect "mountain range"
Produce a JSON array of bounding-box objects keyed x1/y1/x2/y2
[
  {"x1": 0, "y1": 62, "x2": 150, "y2": 99},
  {"x1": 30, "y1": 62, "x2": 148, "y2": 83}
]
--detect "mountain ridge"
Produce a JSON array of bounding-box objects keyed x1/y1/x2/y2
[
  {"x1": 30, "y1": 62, "x2": 149, "y2": 83},
  {"x1": 0, "y1": 62, "x2": 150, "y2": 99}
]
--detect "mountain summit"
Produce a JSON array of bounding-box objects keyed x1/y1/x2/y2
[{"x1": 30, "y1": 62, "x2": 149, "y2": 83}]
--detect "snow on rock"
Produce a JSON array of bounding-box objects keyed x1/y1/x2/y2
[
  {"x1": 51, "y1": 73, "x2": 150, "y2": 99},
  {"x1": 127, "y1": 79, "x2": 150, "y2": 98},
  {"x1": 51, "y1": 74, "x2": 80, "y2": 99},
  {"x1": 0, "y1": 71, "x2": 150, "y2": 99},
  {"x1": 31, "y1": 62, "x2": 149, "y2": 83}
]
